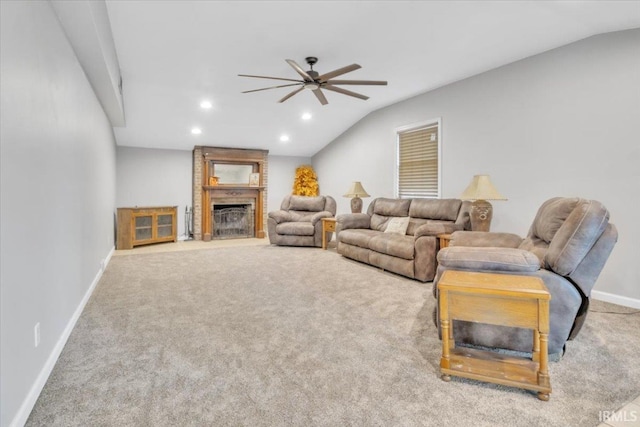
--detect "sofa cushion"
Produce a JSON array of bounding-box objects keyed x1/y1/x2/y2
[
  {"x1": 518, "y1": 237, "x2": 548, "y2": 266},
  {"x1": 338, "y1": 229, "x2": 379, "y2": 249},
  {"x1": 437, "y1": 247, "x2": 540, "y2": 272},
  {"x1": 545, "y1": 199, "x2": 609, "y2": 276},
  {"x1": 275, "y1": 222, "x2": 315, "y2": 236},
  {"x1": 369, "y1": 251, "x2": 415, "y2": 279},
  {"x1": 288, "y1": 211, "x2": 315, "y2": 222},
  {"x1": 370, "y1": 214, "x2": 392, "y2": 232},
  {"x1": 289, "y1": 195, "x2": 325, "y2": 212},
  {"x1": 409, "y1": 199, "x2": 462, "y2": 221},
  {"x1": 530, "y1": 197, "x2": 579, "y2": 243},
  {"x1": 384, "y1": 217, "x2": 410, "y2": 235},
  {"x1": 369, "y1": 234, "x2": 415, "y2": 260},
  {"x1": 372, "y1": 198, "x2": 411, "y2": 217}
]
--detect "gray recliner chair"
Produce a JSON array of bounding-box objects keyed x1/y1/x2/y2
[
  {"x1": 268, "y1": 195, "x2": 337, "y2": 247},
  {"x1": 433, "y1": 197, "x2": 617, "y2": 356}
]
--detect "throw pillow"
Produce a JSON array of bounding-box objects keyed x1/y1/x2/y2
[{"x1": 384, "y1": 217, "x2": 410, "y2": 235}]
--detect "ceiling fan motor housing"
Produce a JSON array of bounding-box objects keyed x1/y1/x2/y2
[{"x1": 305, "y1": 57, "x2": 319, "y2": 80}]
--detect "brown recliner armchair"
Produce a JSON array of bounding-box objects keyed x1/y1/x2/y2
[
  {"x1": 267, "y1": 195, "x2": 337, "y2": 247},
  {"x1": 433, "y1": 197, "x2": 617, "y2": 356}
]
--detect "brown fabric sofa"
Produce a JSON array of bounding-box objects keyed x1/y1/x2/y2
[
  {"x1": 336, "y1": 198, "x2": 471, "y2": 282},
  {"x1": 432, "y1": 197, "x2": 618, "y2": 355},
  {"x1": 268, "y1": 195, "x2": 337, "y2": 247}
]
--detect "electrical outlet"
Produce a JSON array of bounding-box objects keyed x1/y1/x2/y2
[{"x1": 34, "y1": 323, "x2": 40, "y2": 348}]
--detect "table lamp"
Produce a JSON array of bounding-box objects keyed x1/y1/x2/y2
[
  {"x1": 343, "y1": 181, "x2": 370, "y2": 213},
  {"x1": 459, "y1": 175, "x2": 507, "y2": 231}
]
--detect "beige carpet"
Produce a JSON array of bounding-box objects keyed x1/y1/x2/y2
[{"x1": 27, "y1": 245, "x2": 640, "y2": 426}]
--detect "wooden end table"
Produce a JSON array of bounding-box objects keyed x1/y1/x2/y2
[
  {"x1": 437, "y1": 233, "x2": 452, "y2": 250},
  {"x1": 438, "y1": 270, "x2": 552, "y2": 401},
  {"x1": 321, "y1": 218, "x2": 337, "y2": 250}
]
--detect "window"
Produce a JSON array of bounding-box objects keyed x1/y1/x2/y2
[{"x1": 396, "y1": 120, "x2": 441, "y2": 198}]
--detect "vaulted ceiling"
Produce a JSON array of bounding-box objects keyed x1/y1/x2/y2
[{"x1": 105, "y1": 1, "x2": 640, "y2": 156}]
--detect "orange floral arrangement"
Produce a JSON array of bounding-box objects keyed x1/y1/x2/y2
[{"x1": 292, "y1": 165, "x2": 319, "y2": 196}]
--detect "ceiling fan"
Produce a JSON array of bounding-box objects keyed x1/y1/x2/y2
[{"x1": 238, "y1": 56, "x2": 387, "y2": 105}]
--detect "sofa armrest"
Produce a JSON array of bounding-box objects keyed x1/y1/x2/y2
[
  {"x1": 268, "y1": 210, "x2": 298, "y2": 224},
  {"x1": 437, "y1": 247, "x2": 541, "y2": 273},
  {"x1": 336, "y1": 213, "x2": 371, "y2": 230},
  {"x1": 450, "y1": 231, "x2": 523, "y2": 248},
  {"x1": 311, "y1": 211, "x2": 334, "y2": 225},
  {"x1": 414, "y1": 223, "x2": 462, "y2": 239}
]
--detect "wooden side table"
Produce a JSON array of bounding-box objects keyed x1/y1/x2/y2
[
  {"x1": 437, "y1": 233, "x2": 452, "y2": 250},
  {"x1": 438, "y1": 270, "x2": 552, "y2": 400},
  {"x1": 321, "y1": 218, "x2": 337, "y2": 250}
]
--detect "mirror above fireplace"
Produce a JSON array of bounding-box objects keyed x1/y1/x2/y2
[{"x1": 212, "y1": 163, "x2": 254, "y2": 185}]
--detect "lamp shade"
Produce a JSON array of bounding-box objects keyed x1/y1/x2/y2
[
  {"x1": 343, "y1": 181, "x2": 370, "y2": 198},
  {"x1": 459, "y1": 175, "x2": 507, "y2": 201}
]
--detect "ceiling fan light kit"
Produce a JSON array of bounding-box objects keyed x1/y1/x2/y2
[{"x1": 239, "y1": 56, "x2": 387, "y2": 105}]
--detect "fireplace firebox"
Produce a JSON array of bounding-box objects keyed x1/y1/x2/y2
[{"x1": 212, "y1": 203, "x2": 254, "y2": 239}]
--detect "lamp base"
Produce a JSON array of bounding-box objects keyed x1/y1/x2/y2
[
  {"x1": 470, "y1": 200, "x2": 493, "y2": 232},
  {"x1": 350, "y1": 197, "x2": 363, "y2": 214}
]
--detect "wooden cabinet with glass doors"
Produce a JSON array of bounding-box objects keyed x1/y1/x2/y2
[{"x1": 116, "y1": 206, "x2": 177, "y2": 249}]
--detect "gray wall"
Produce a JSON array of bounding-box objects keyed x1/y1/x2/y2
[
  {"x1": 115, "y1": 150, "x2": 311, "y2": 238},
  {"x1": 116, "y1": 147, "x2": 192, "y2": 238},
  {"x1": 0, "y1": 1, "x2": 117, "y2": 426},
  {"x1": 313, "y1": 29, "x2": 640, "y2": 304}
]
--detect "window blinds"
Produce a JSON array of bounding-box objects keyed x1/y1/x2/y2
[{"x1": 397, "y1": 124, "x2": 439, "y2": 198}]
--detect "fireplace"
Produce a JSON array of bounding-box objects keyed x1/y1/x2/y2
[
  {"x1": 192, "y1": 146, "x2": 268, "y2": 241},
  {"x1": 212, "y1": 202, "x2": 254, "y2": 239}
]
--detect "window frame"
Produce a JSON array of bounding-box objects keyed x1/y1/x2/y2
[{"x1": 395, "y1": 118, "x2": 442, "y2": 199}]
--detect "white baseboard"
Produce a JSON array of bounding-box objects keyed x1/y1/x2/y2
[
  {"x1": 592, "y1": 290, "x2": 640, "y2": 309},
  {"x1": 10, "y1": 245, "x2": 115, "y2": 427},
  {"x1": 103, "y1": 245, "x2": 114, "y2": 272}
]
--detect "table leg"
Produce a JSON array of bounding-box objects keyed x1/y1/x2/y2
[
  {"x1": 537, "y1": 300, "x2": 551, "y2": 400},
  {"x1": 439, "y1": 290, "x2": 451, "y2": 381}
]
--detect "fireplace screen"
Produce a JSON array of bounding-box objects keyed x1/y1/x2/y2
[{"x1": 212, "y1": 204, "x2": 254, "y2": 239}]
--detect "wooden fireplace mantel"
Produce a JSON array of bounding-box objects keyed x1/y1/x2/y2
[
  {"x1": 196, "y1": 147, "x2": 268, "y2": 241},
  {"x1": 202, "y1": 186, "x2": 266, "y2": 192}
]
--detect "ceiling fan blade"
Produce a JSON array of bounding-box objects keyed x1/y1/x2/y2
[
  {"x1": 323, "y1": 84, "x2": 369, "y2": 100},
  {"x1": 312, "y1": 89, "x2": 328, "y2": 105},
  {"x1": 327, "y1": 79, "x2": 387, "y2": 86},
  {"x1": 238, "y1": 74, "x2": 302, "y2": 83},
  {"x1": 278, "y1": 86, "x2": 305, "y2": 103},
  {"x1": 285, "y1": 59, "x2": 314, "y2": 81},
  {"x1": 318, "y1": 64, "x2": 361, "y2": 82},
  {"x1": 242, "y1": 83, "x2": 302, "y2": 94}
]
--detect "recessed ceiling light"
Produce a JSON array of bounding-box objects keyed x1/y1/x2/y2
[
  {"x1": 200, "y1": 100, "x2": 212, "y2": 109},
  {"x1": 301, "y1": 112, "x2": 312, "y2": 121},
  {"x1": 191, "y1": 127, "x2": 202, "y2": 135},
  {"x1": 280, "y1": 135, "x2": 290, "y2": 142}
]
